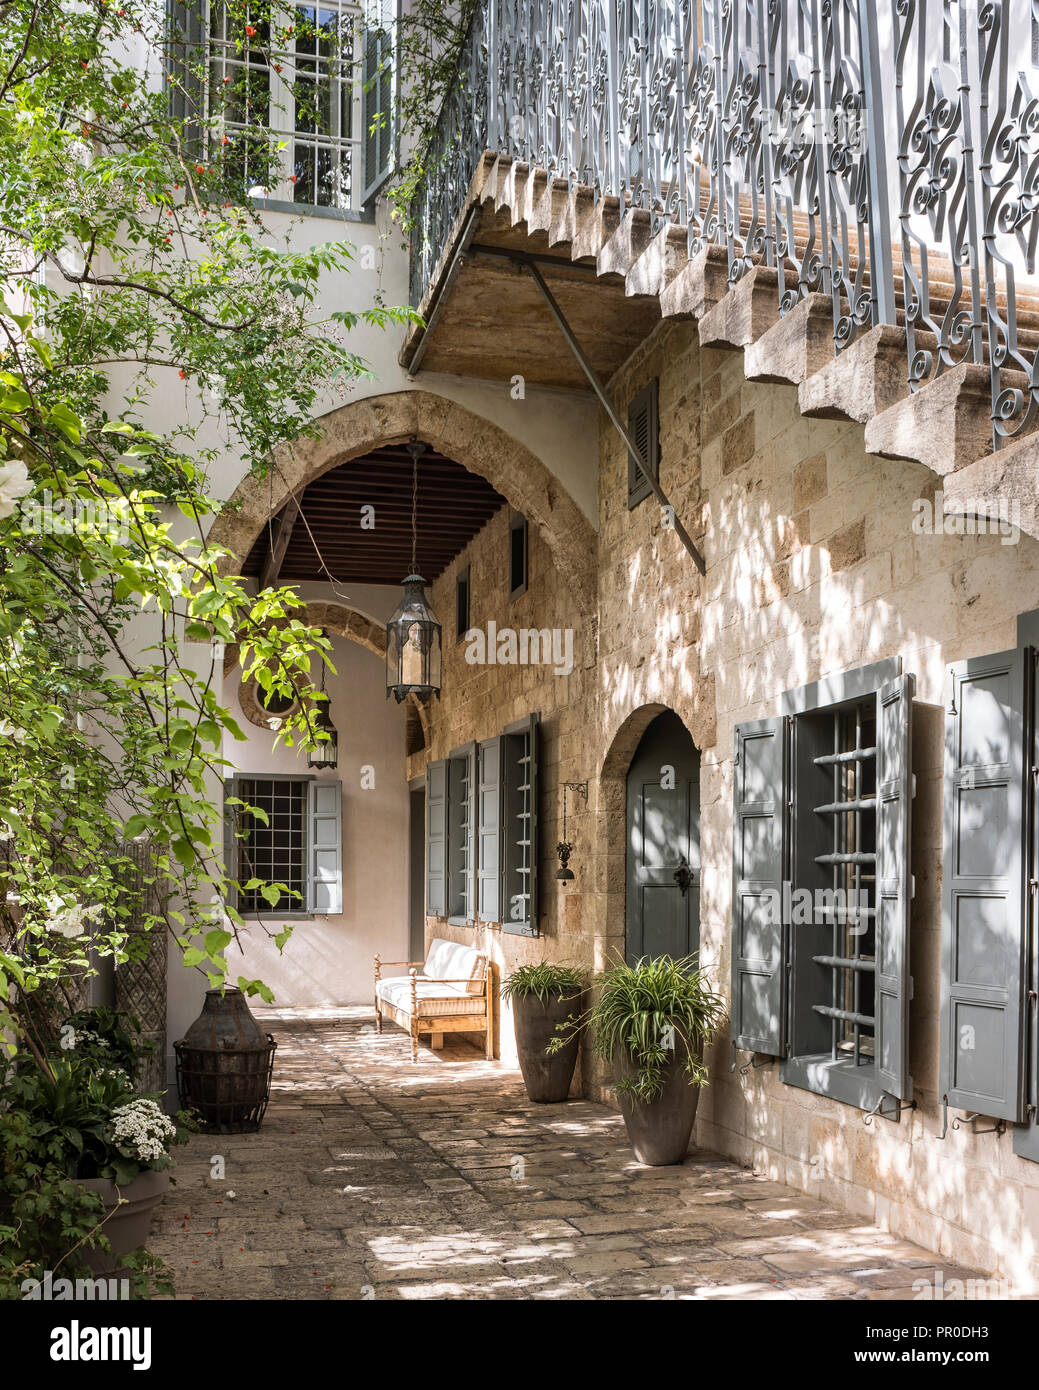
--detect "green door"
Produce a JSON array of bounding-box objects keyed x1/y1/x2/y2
[{"x1": 625, "y1": 711, "x2": 701, "y2": 965}]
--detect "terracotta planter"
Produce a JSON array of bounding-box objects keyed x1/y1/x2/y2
[
  {"x1": 512, "y1": 992, "x2": 585, "y2": 1102},
  {"x1": 75, "y1": 1169, "x2": 170, "y2": 1274},
  {"x1": 613, "y1": 1039, "x2": 702, "y2": 1166}
]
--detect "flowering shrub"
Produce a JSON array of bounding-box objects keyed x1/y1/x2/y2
[{"x1": 109, "y1": 1099, "x2": 180, "y2": 1168}]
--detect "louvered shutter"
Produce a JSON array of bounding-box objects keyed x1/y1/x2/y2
[
  {"x1": 941, "y1": 651, "x2": 1028, "y2": 1122},
  {"x1": 166, "y1": 1, "x2": 206, "y2": 157},
  {"x1": 731, "y1": 717, "x2": 788, "y2": 1055},
  {"x1": 361, "y1": 0, "x2": 395, "y2": 204},
  {"x1": 425, "y1": 759, "x2": 448, "y2": 917},
  {"x1": 307, "y1": 780, "x2": 342, "y2": 914},
  {"x1": 477, "y1": 737, "x2": 503, "y2": 923},
  {"x1": 627, "y1": 378, "x2": 659, "y2": 508},
  {"x1": 874, "y1": 674, "x2": 916, "y2": 1100},
  {"x1": 1016, "y1": 648, "x2": 1039, "y2": 1160},
  {"x1": 503, "y1": 714, "x2": 540, "y2": 936}
]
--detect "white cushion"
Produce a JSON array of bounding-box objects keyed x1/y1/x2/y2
[
  {"x1": 423, "y1": 938, "x2": 485, "y2": 993},
  {"x1": 376, "y1": 976, "x2": 485, "y2": 1018}
]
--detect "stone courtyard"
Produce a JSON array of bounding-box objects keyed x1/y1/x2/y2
[{"x1": 151, "y1": 1009, "x2": 988, "y2": 1300}]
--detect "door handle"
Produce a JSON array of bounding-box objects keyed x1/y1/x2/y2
[{"x1": 673, "y1": 857, "x2": 691, "y2": 897}]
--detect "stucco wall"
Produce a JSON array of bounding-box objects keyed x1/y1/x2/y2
[{"x1": 216, "y1": 584, "x2": 410, "y2": 1008}]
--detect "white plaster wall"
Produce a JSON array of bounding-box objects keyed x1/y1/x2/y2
[{"x1": 212, "y1": 583, "x2": 410, "y2": 1011}]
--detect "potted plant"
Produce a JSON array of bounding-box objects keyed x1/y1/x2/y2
[
  {"x1": 573, "y1": 954, "x2": 725, "y2": 1165},
  {"x1": 0, "y1": 1007, "x2": 194, "y2": 1279},
  {"x1": 501, "y1": 963, "x2": 587, "y2": 1103}
]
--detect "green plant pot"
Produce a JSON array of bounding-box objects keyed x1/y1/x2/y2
[
  {"x1": 613, "y1": 1041, "x2": 702, "y2": 1166},
  {"x1": 74, "y1": 1169, "x2": 170, "y2": 1275},
  {"x1": 513, "y1": 992, "x2": 585, "y2": 1102}
]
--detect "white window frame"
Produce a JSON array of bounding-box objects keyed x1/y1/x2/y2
[{"x1": 205, "y1": 1, "x2": 364, "y2": 212}]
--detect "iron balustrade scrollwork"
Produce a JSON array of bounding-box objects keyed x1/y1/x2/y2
[{"x1": 408, "y1": 0, "x2": 1039, "y2": 454}]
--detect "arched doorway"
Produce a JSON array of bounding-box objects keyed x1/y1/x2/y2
[{"x1": 624, "y1": 711, "x2": 701, "y2": 964}]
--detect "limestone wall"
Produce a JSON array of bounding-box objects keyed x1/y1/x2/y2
[{"x1": 416, "y1": 316, "x2": 1039, "y2": 1289}]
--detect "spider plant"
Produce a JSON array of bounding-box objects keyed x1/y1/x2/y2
[
  {"x1": 552, "y1": 954, "x2": 726, "y2": 1104},
  {"x1": 501, "y1": 962, "x2": 586, "y2": 1006}
]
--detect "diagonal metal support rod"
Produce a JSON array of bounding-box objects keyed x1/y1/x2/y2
[{"x1": 474, "y1": 247, "x2": 706, "y2": 574}]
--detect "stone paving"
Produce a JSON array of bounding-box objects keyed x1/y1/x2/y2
[{"x1": 152, "y1": 1008, "x2": 985, "y2": 1300}]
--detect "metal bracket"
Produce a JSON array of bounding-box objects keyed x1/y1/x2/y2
[
  {"x1": 864, "y1": 1094, "x2": 917, "y2": 1126},
  {"x1": 730, "y1": 1045, "x2": 773, "y2": 1075},
  {"x1": 464, "y1": 243, "x2": 707, "y2": 575},
  {"x1": 952, "y1": 1111, "x2": 1006, "y2": 1136},
  {"x1": 562, "y1": 781, "x2": 588, "y2": 800}
]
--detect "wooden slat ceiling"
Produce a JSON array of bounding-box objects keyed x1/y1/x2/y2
[{"x1": 243, "y1": 444, "x2": 507, "y2": 585}]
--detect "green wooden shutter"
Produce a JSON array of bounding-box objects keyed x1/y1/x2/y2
[
  {"x1": 1015, "y1": 648, "x2": 1039, "y2": 1160},
  {"x1": 941, "y1": 651, "x2": 1028, "y2": 1122},
  {"x1": 503, "y1": 714, "x2": 540, "y2": 936},
  {"x1": 627, "y1": 378, "x2": 659, "y2": 508},
  {"x1": 307, "y1": 780, "x2": 342, "y2": 914},
  {"x1": 425, "y1": 758, "x2": 448, "y2": 917},
  {"x1": 361, "y1": 0, "x2": 395, "y2": 204},
  {"x1": 477, "y1": 736, "x2": 503, "y2": 924},
  {"x1": 166, "y1": 1, "x2": 206, "y2": 157},
  {"x1": 223, "y1": 776, "x2": 239, "y2": 914},
  {"x1": 874, "y1": 674, "x2": 916, "y2": 1101},
  {"x1": 731, "y1": 717, "x2": 788, "y2": 1055}
]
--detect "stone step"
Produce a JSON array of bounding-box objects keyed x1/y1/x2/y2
[
  {"x1": 626, "y1": 222, "x2": 689, "y2": 299},
  {"x1": 865, "y1": 363, "x2": 995, "y2": 477},
  {"x1": 658, "y1": 244, "x2": 730, "y2": 321},
  {"x1": 698, "y1": 265, "x2": 782, "y2": 351},
  {"x1": 597, "y1": 207, "x2": 653, "y2": 280},
  {"x1": 798, "y1": 323, "x2": 911, "y2": 424},
  {"x1": 744, "y1": 292, "x2": 835, "y2": 387},
  {"x1": 940, "y1": 432, "x2": 1039, "y2": 544}
]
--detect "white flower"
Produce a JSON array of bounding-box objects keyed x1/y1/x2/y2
[
  {"x1": 0, "y1": 460, "x2": 32, "y2": 520},
  {"x1": 43, "y1": 894, "x2": 103, "y2": 938},
  {"x1": 109, "y1": 1098, "x2": 178, "y2": 1163}
]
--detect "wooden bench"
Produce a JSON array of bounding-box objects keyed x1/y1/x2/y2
[{"x1": 374, "y1": 938, "x2": 494, "y2": 1063}]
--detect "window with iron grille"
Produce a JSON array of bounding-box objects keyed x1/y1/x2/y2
[
  {"x1": 202, "y1": 3, "x2": 362, "y2": 211},
  {"x1": 233, "y1": 776, "x2": 308, "y2": 912},
  {"x1": 731, "y1": 661, "x2": 914, "y2": 1115}
]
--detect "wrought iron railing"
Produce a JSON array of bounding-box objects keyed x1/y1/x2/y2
[{"x1": 409, "y1": 0, "x2": 1039, "y2": 450}]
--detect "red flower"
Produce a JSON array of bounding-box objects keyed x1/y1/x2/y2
[
  {"x1": 245, "y1": 24, "x2": 256, "y2": 36},
  {"x1": 222, "y1": 135, "x2": 230, "y2": 144},
  {"x1": 178, "y1": 369, "x2": 186, "y2": 379},
  {"x1": 195, "y1": 164, "x2": 204, "y2": 174},
  {"x1": 289, "y1": 174, "x2": 297, "y2": 183}
]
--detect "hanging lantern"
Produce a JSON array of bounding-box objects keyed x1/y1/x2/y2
[
  {"x1": 307, "y1": 633, "x2": 339, "y2": 769},
  {"x1": 387, "y1": 441, "x2": 442, "y2": 703},
  {"x1": 555, "y1": 781, "x2": 588, "y2": 882}
]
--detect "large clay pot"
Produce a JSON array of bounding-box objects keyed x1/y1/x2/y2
[
  {"x1": 613, "y1": 1038, "x2": 702, "y2": 1166},
  {"x1": 175, "y1": 987, "x2": 276, "y2": 1133},
  {"x1": 513, "y1": 992, "x2": 585, "y2": 1102},
  {"x1": 75, "y1": 1169, "x2": 170, "y2": 1275}
]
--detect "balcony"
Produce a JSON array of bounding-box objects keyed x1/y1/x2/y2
[{"x1": 402, "y1": 0, "x2": 1039, "y2": 470}]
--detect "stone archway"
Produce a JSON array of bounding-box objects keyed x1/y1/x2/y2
[
  {"x1": 207, "y1": 390, "x2": 597, "y2": 619},
  {"x1": 222, "y1": 598, "x2": 431, "y2": 751}
]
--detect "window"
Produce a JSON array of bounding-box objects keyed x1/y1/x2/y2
[
  {"x1": 167, "y1": 2, "x2": 385, "y2": 212},
  {"x1": 425, "y1": 714, "x2": 541, "y2": 936},
  {"x1": 224, "y1": 774, "x2": 342, "y2": 915},
  {"x1": 455, "y1": 565, "x2": 470, "y2": 642},
  {"x1": 509, "y1": 515, "x2": 528, "y2": 600},
  {"x1": 206, "y1": 3, "x2": 358, "y2": 210},
  {"x1": 627, "y1": 378, "x2": 659, "y2": 508},
  {"x1": 731, "y1": 661, "x2": 914, "y2": 1115}
]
